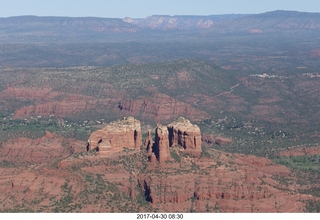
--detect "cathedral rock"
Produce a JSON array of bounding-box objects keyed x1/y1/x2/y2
[
  {"x1": 86, "y1": 116, "x2": 142, "y2": 154},
  {"x1": 150, "y1": 117, "x2": 202, "y2": 162},
  {"x1": 167, "y1": 117, "x2": 202, "y2": 157},
  {"x1": 86, "y1": 116, "x2": 202, "y2": 160}
]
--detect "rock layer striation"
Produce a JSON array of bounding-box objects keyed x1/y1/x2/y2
[
  {"x1": 154, "y1": 124, "x2": 171, "y2": 163},
  {"x1": 167, "y1": 117, "x2": 202, "y2": 157},
  {"x1": 87, "y1": 116, "x2": 142, "y2": 153},
  {"x1": 147, "y1": 117, "x2": 202, "y2": 163}
]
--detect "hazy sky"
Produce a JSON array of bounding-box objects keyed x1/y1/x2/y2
[{"x1": 1, "y1": 0, "x2": 320, "y2": 18}]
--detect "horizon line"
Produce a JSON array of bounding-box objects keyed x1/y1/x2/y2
[{"x1": 0, "y1": 9, "x2": 316, "y2": 19}]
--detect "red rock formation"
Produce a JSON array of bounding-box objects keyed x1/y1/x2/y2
[
  {"x1": 139, "y1": 174, "x2": 273, "y2": 207},
  {"x1": 143, "y1": 130, "x2": 158, "y2": 163},
  {"x1": 136, "y1": 151, "x2": 310, "y2": 212},
  {"x1": 118, "y1": 94, "x2": 209, "y2": 122},
  {"x1": 0, "y1": 140, "x2": 313, "y2": 213},
  {"x1": 167, "y1": 117, "x2": 202, "y2": 157},
  {"x1": 144, "y1": 130, "x2": 153, "y2": 154},
  {"x1": 149, "y1": 153, "x2": 157, "y2": 163},
  {"x1": 13, "y1": 95, "x2": 94, "y2": 118},
  {"x1": 202, "y1": 134, "x2": 232, "y2": 145},
  {"x1": 139, "y1": 152, "x2": 303, "y2": 212},
  {"x1": 0, "y1": 133, "x2": 85, "y2": 164},
  {"x1": 214, "y1": 137, "x2": 232, "y2": 145},
  {"x1": 87, "y1": 116, "x2": 142, "y2": 153},
  {"x1": 154, "y1": 124, "x2": 171, "y2": 163},
  {"x1": 97, "y1": 141, "x2": 112, "y2": 155}
]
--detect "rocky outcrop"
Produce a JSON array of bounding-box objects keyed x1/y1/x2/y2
[
  {"x1": 154, "y1": 124, "x2": 171, "y2": 163},
  {"x1": 167, "y1": 117, "x2": 202, "y2": 157},
  {"x1": 97, "y1": 141, "x2": 112, "y2": 155},
  {"x1": 144, "y1": 130, "x2": 153, "y2": 154},
  {"x1": 142, "y1": 117, "x2": 203, "y2": 163},
  {"x1": 87, "y1": 116, "x2": 142, "y2": 153},
  {"x1": 202, "y1": 134, "x2": 232, "y2": 145},
  {"x1": 135, "y1": 150, "x2": 305, "y2": 212},
  {"x1": 214, "y1": 137, "x2": 232, "y2": 145},
  {"x1": 144, "y1": 130, "x2": 157, "y2": 162},
  {"x1": 118, "y1": 94, "x2": 208, "y2": 122},
  {"x1": 0, "y1": 132, "x2": 85, "y2": 164},
  {"x1": 139, "y1": 174, "x2": 272, "y2": 207}
]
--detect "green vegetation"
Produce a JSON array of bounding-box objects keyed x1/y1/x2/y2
[
  {"x1": 2, "y1": 27, "x2": 320, "y2": 71},
  {"x1": 170, "y1": 149, "x2": 181, "y2": 162},
  {"x1": 75, "y1": 163, "x2": 153, "y2": 212},
  {"x1": 200, "y1": 114, "x2": 320, "y2": 158},
  {"x1": 273, "y1": 155, "x2": 320, "y2": 173},
  {"x1": 51, "y1": 181, "x2": 83, "y2": 212},
  {"x1": 0, "y1": 114, "x2": 95, "y2": 142},
  {"x1": 0, "y1": 207, "x2": 35, "y2": 213},
  {"x1": 201, "y1": 146, "x2": 211, "y2": 158},
  {"x1": 305, "y1": 200, "x2": 320, "y2": 212},
  {"x1": 299, "y1": 188, "x2": 320, "y2": 197},
  {"x1": 136, "y1": 185, "x2": 149, "y2": 206},
  {"x1": 0, "y1": 160, "x2": 15, "y2": 168}
]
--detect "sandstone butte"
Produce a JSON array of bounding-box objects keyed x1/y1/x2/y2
[
  {"x1": 87, "y1": 116, "x2": 203, "y2": 162},
  {"x1": 167, "y1": 117, "x2": 202, "y2": 157},
  {"x1": 86, "y1": 116, "x2": 142, "y2": 154}
]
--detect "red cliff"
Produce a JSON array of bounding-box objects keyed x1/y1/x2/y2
[
  {"x1": 167, "y1": 117, "x2": 202, "y2": 157},
  {"x1": 154, "y1": 124, "x2": 171, "y2": 163},
  {"x1": 87, "y1": 116, "x2": 142, "y2": 153},
  {"x1": 118, "y1": 94, "x2": 209, "y2": 122},
  {"x1": 144, "y1": 130, "x2": 153, "y2": 154}
]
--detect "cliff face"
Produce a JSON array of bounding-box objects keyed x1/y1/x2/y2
[
  {"x1": 143, "y1": 117, "x2": 202, "y2": 163},
  {"x1": 167, "y1": 117, "x2": 202, "y2": 157},
  {"x1": 144, "y1": 130, "x2": 153, "y2": 155},
  {"x1": 0, "y1": 132, "x2": 84, "y2": 164},
  {"x1": 135, "y1": 153, "x2": 306, "y2": 213},
  {"x1": 139, "y1": 173, "x2": 272, "y2": 210},
  {"x1": 118, "y1": 94, "x2": 209, "y2": 122},
  {"x1": 87, "y1": 116, "x2": 142, "y2": 153},
  {"x1": 154, "y1": 124, "x2": 171, "y2": 163}
]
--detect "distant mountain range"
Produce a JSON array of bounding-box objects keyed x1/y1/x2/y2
[
  {"x1": 123, "y1": 14, "x2": 247, "y2": 30},
  {"x1": 124, "y1": 10, "x2": 320, "y2": 31},
  {"x1": 1, "y1": 10, "x2": 320, "y2": 43}
]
